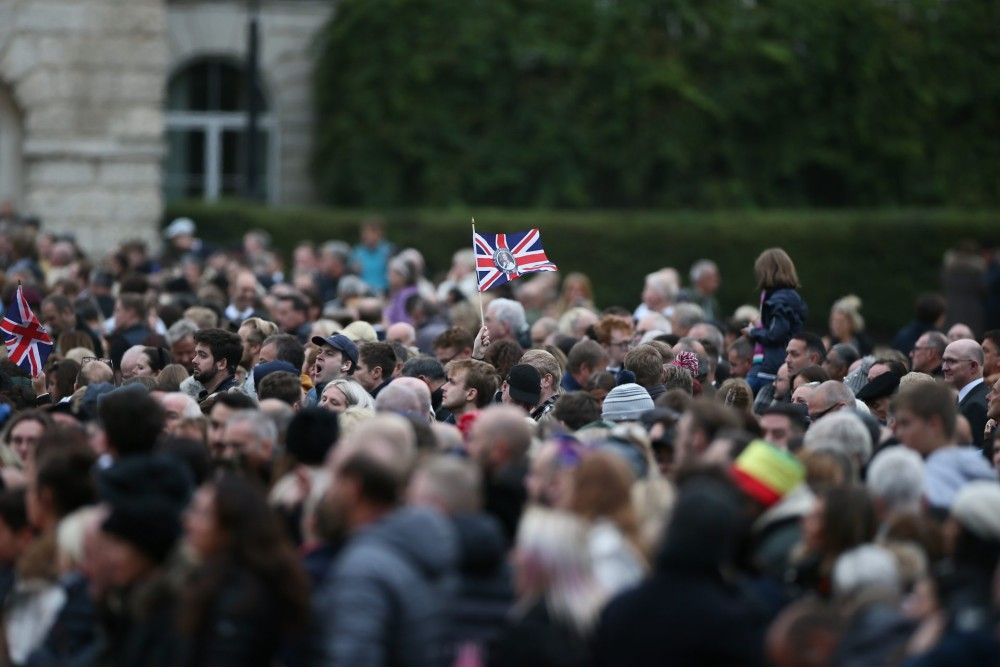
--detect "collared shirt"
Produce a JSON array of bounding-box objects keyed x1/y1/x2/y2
[
  {"x1": 958, "y1": 377, "x2": 985, "y2": 404},
  {"x1": 225, "y1": 304, "x2": 256, "y2": 323}
]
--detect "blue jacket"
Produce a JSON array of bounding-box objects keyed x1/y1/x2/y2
[{"x1": 748, "y1": 288, "x2": 807, "y2": 376}]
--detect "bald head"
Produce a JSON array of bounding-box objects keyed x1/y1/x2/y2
[
  {"x1": 468, "y1": 405, "x2": 533, "y2": 470},
  {"x1": 374, "y1": 378, "x2": 432, "y2": 422},
  {"x1": 806, "y1": 380, "x2": 855, "y2": 421},
  {"x1": 943, "y1": 339, "x2": 984, "y2": 389},
  {"x1": 386, "y1": 322, "x2": 416, "y2": 347}
]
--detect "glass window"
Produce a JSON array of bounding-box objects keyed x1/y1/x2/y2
[{"x1": 164, "y1": 58, "x2": 273, "y2": 202}]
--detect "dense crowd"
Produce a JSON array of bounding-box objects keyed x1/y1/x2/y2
[{"x1": 0, "y1": 211, "x2": 998, "y2": 666}]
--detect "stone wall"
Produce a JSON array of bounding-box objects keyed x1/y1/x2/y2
[
  {"x1": 167, "y1": 0, "x2": 335, "y2": 206},
  {"x1": 0, "y1": 0, "x2": 166, "y2": 254}
]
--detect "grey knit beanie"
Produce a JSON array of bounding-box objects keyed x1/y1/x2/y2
[{"x1": 601, "y1": 383, "x2": 654, "y2": 422}]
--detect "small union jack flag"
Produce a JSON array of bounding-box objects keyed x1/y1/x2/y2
[
  {"x1": 1, "y1": 285, "x2": 53, "y2": 377},
  {"x1": 473, "y1": 228, "x2": 558, "y2": 292}
]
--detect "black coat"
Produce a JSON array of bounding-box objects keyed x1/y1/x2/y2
[
  {"x1": 490, "y1": 601, "x2": 589, "y2": 667},
  {"x1": 959, "y1": 380, "x2": 989, "y2": 451},
  {"x1": 449, "y1": 513, "x2": 514, "y2": 652},
  {"x1": 591, "y1": 569, "x2": 767, "y2": 667}
]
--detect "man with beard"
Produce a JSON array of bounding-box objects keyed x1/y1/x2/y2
[
  {"x1": 40, "y1": 294, "x2": 102, "y2": 353},
  {"x1": 191, "y1": 328, "x2": 243, "y2": 401}
]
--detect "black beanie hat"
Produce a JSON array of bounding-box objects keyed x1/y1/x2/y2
[
  {"x1": 102, "y1": 497, "x2": 183, "y2": 564},
  {"x1": 285, "y1": 407, "x2": 340, "y2": 466}
]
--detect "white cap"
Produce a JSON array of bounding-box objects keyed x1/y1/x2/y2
[{"x1": 164, "y1": 217, "x2": 196, "y2": 239}]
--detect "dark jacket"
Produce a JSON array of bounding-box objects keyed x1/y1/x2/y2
[
  {"x1": 891, "y1": 320, "x2": 936, "y2": 356},
  {"x1": 313, "y1": 506, "x2": 458, "y2": 667},
  {"x1": 449, "y1": 514, "x2": 514, "y2": 653},
  {"x1": 108, "y1": 324, "x2": 153, "y2": 369},
  {"x1": 24, "y1": 572, "x2": 99, "y2": 667},
  {"x1": 490, "y1": 600, "x2": 589, "y2": 667},
  {"x1": 484, "y1": 460, "x2": 529, "y2": 547},
  {"x1": 747, "y1": 288, "x2": 807, "y2": 378},
  {"x1": 185, "y1": 567, "x2": 283, "y2": 667},
  {"x1": 96, "y1": 568, "x2": 182, "y2": 667},
  {"x1": 592, "y1": 479, "x2": 768, "y2": 667},
  {"x1": 958, "y1": 380, "x2": 989, "y2": 452}
]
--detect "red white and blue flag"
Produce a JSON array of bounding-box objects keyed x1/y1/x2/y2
[
  {"x1": 1, "y1": 285, "x2": 53, "y2": 377},
  {"x1": 473, "y1": 228, "x2": 558, "y2": 292}
]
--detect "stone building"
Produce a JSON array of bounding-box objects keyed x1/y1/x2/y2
[{"x1": 0, "y1": 0, "x2": 333, "y2": 254}]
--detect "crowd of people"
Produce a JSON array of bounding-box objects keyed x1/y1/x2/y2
[{"x1": 0, "y1": 211, "x2": 998, "y2": 666}]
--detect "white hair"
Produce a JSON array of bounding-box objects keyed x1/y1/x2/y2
[
  {"x1": 803, "y1": 410, "x2": 873, "y2": 466},
  {"x1": 488, "y1": 298, "x2": 527, "y2": 333},
  {"x1": 645, "y1": 271, "x2": 679, "y2": 300},
  {"x1": 164, "y1": 392, "x2": 201, "y2": 420},
  {"x1": 226, "y1": 409, "x2": 277, "y2": 446},
  {"x1": 866, "y1": 446, "x2": 925, "y2": 513},
  {"x1": 689, "y1": 259, "x2": 718, "y2": 283},
  {"x1": 833, "y1": 545, "x2": 900, "y2": 598}
]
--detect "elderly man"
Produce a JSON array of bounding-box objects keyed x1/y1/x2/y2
[
  {"x1": 943, "y1": 339, "x2": 988, "y2": 451},
  {"x1": 220, "y1": 409, "x2": 277, "y2": 484},
  {"x1": 805, "y1": 380, "x2": 856, "y2": 423},
  {"x1": 910, "y1": 331, "x2": 947, "y2": 377},
  {"x1": 225, "y1": 270, "x2": 262, "y2": 324},
  {"x1": 634, "y1": 269, "x2": 679, "y2": 320},
  {"x1": 484, "y1": 298, "x2": 528, "y2": 348}
]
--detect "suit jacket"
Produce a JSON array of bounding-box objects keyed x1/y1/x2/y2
[{"x1": 959, "y1": 381, "x2": 989, "y2": 451}]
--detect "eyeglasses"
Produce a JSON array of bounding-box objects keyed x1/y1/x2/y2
[
  {"x1": 608, "y1": 341, "x2": 633, "y2": 350},
  {"x1": 82, "y1": 356, "x2": 113, "y2": 366},
  {"x1": 808, "y1": 404, "x2": 838, "y2": 422},
  {"x1": 941, "y1": 357, "x2": 971, "y2": 367}
]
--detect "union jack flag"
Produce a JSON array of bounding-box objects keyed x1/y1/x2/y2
[
  {"x1": 1, "y1": 285, "x2": 53, "y2": 377},
  {"x1": 473, "y1": 228, "x2": 558, "y2": 292}
]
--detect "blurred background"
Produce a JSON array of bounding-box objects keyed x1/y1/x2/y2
[{"x1": 0, "y1": 0, "x2": 998, "y2": 335}]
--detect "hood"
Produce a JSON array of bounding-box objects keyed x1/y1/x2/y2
[
  {"x1": 363, "y1": 506, "x2": 457, "y2": 579},
  {"x1": 451, "y1": 512, "x2": 507, "y2": 575},
  {"x1": 753, "y1": 483, "x2": 815, "y2": 534},
  {"x1": 925, "y1": 447, "x2": 999, "y2": 510}
]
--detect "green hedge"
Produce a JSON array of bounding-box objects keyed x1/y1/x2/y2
[
  {"x1": 164, "y1": 201, "x2": 1000, "y2": 339},
  {"x1": 312, "y1": 0, "x2": 1000, "y2": 208}
]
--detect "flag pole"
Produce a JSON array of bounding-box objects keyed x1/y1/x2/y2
[{"x1": 471, "y1": 217, "x2": 485, "y2": 329}]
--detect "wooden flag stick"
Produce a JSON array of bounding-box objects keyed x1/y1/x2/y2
[{"x1": 471, "y1": 217, "x2": 485, "y2": 328}]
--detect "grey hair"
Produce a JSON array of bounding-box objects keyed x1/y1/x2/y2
[
  {"x1": 165, "y1": 318, "x2": 199, "y2": 346},
  {"x1": 320, "y1": 241, "x2": 351, "y2": 261},
  {"x1": 413, "y1": 455, "x2": 482, "y2": 515},
  {"x1": 672, "y1": 303, "x2": 705, "y2": 330},
  {"x1": 833, "y1": 545, "x2": 900, "y2": 598},
  {"x1": 866, "y1": 446, "x2": 924, "y2": 513},
  {"x1": 375, "y1": 382, "x2": 428, "y2": 421},
  {"x1": 689, "y1": 259, "x2": 718, "y2": 283},
  {"x1": 488, "y1": 298, "x2": 526, "y2": 333},
  {"x1": 164, "y1": 392, "x2": 201, "y2": 420},
  {"x1": 804, "y1": 410, "x2": 873, "y2": 466},
  {"x1": 225, "y1": 409, "x2": 277, "y2": 446},
  {"x1": 337, "y1": 274, "x2": 371, "y2": 301}
]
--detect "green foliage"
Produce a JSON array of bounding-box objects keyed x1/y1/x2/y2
[
  {"x1": 310, "y1": 0, "x2": 1000, "y2": 208},
  {"x1": 165, "y1": 200, "x2": 1000, "y2": 337}
]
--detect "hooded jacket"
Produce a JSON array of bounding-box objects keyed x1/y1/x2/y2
[
  {"x1": 592, "y1": 480, "x2": 768, "y2": 667},
  {"x1": 748, "y1": 288, "x2": 807, "y2": 377},
  {"x1": 314, "y1": 506, "x2": 458, "y2": 667}
]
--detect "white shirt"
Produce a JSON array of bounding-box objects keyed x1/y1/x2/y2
[{"x1": 958, "y1": 377, "x2": 985, "y2": 404}]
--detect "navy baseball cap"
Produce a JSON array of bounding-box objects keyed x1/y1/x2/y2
[{"x1": 311, "y1": 333, "x2": 359, "y2": 371}]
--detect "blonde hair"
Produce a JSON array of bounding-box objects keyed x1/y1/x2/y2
[
  {"x1": 515, "y1": 508, "x2": 607, "y2": 634},
  {"x1": 832, "y1": 295, "x2": 865, "y2": 333},
  {"x1": 754, "y1": 248, "x2": 800, "y2": 291}
]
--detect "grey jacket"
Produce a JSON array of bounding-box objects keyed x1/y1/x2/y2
[{"x1": 313, "y1": 506, "x2": 458, "y2": 667}]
